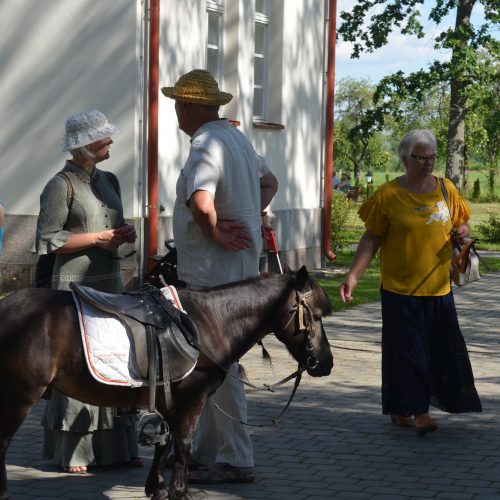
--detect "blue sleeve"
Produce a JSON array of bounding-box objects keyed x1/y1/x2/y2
[{"x1": 0, "y1": 227, "x2": 4, "y2": 254}]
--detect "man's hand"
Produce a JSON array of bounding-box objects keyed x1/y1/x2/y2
[
  {"x1": 213, "y1": 220, "x2": 252, "y2": 251},
  {"x1": 190, "y1": 190, "x2": 252, "y2": 251}
]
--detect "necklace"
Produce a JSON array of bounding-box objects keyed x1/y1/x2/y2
[{"x1": 68, "y1": 161, "x2": 98, "y2": 184}]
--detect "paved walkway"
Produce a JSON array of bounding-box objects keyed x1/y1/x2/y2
[{"x1": 5, "y1": 273, "x2": 500, "y2": 499}]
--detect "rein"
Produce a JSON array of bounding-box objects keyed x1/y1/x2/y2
[{"x1": 210, "y1": 365, "x2": 305, "y2": 428}]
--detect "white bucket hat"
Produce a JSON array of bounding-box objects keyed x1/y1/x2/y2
[{"x1": 62, "y1": 109, "x2": 119, "y2": 152}]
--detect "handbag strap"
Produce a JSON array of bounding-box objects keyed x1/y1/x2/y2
[
  {"x1": 453, "y1": 239, "x2": 474, "y2": 271},
  {"x1": 56, "y1": 171, "x2": 74, "y2": 209},
  {"x1": 439, "y1": 177, "x2": 453, "y2": 222}
]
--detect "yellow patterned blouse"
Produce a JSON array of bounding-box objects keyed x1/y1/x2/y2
[{"x1": 359, "y1": 177, "x2": 470, "y2": 296}]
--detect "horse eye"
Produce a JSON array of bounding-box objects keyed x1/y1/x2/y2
[{"x1": 313, "y1": 314, "x2": 322, "y2": 321}]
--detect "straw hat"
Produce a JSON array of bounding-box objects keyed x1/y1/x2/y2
[
  {"x1": 161, "y1": 69, "x2": 233, "y2": 105},
  {"x1": 62, "y1": 109, "x2": 119, "y2": 152}
]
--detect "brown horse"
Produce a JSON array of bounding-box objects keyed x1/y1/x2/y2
[{"x1": 0, "y1": 266, "x2": 333, "y2": 500}]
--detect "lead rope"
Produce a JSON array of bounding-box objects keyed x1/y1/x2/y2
[{"x1": 210, "y1": 364, "x2": 305, "y2": 429}]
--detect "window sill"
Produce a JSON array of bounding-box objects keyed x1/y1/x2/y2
[
  {"x1": 228, "y1": 119, "x2": 241, "y2": 127},
  {"x1": 253, "y1": 122, "x2": 285, "y2": 130}
]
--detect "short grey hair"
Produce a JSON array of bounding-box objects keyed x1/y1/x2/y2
[
  {"x1": 398, "y1": 129, "x2": 437, "y2": 160},
  {"x1": 71, "y1": 146, "x2": 96, "y2": 160}
]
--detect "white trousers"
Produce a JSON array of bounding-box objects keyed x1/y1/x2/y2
[{"x1": 191, "y1": 362, "x2": 254, "y2": 467}]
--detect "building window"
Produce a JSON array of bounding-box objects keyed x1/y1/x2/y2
[
  {"x1": 206, "y1": 1, "x2": 224, "y2": 84},
  {"x1": 253, "y1": 0, "x2": 270, "y2": 121}
]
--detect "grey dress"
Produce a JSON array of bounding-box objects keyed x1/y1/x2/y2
[{"x1": 36, "y1": 161, "x2": 139, "y2": 468}]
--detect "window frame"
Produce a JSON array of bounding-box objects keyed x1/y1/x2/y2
[
  {"x1": 253, "y1": 3, "x2": 271, "y2": 122},
  {"x1": 205, "y1": 1, "x2": 225, "y2": 86}
]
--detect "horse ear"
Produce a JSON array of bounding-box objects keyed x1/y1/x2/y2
[
  {"x1": 296, "y1": 265, "x2": 309, "y2": 290},
  {"x1": 283, "y1": 263, "x2": 292, "y2": 274}
]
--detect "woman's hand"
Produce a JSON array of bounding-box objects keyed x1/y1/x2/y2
[
  {"x1": 115, "y1": 224, "x2": 137, "y2": 243},
  {"x1": 453, "y1": 222, "x2": 471, "y2": 244},
  {"x1": 338, "y1": 230, "x2": 381, "y2": 303},
  {"x1": 95, "y1": 229, "x2": 124, "y2": 251},
  {"x1": 339, "y1": 274, "x2": 358, "y2": 302}
]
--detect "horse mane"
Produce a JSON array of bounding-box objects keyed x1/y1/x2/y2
[
  {"x1": 187, "y1": 271, "x2": 332, "y2": 318},
  {"x1": 309, "y1": 277, "x2": 333, "y2": 316}
]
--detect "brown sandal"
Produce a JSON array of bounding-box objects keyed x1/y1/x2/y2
[
  {"x1": 390, "y1": 415, "x2": 414, "y2": 427},
  {"x1": 415, "y1": 415, "x2": 438, "y2": 436}
]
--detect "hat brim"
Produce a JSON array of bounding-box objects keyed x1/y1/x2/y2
[{"x1": 161, "y1": 87, "x2": 232, "y2": 105}]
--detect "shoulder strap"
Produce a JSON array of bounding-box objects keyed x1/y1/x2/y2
[
  {"x1": 439, "y1": 177, "x2": 453, "y2": 220},
  {"x1": 56, "y1": 171, "x2": 74, "y2": 209}
]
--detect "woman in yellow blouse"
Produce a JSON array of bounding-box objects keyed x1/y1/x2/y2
[{"x1": 340, "y1": 130, "x2": 481, "y2": 436}]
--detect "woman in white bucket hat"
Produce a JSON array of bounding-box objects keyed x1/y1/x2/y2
[{"x1": 35, "y1": 110, "x2": 141, "y2": 473}]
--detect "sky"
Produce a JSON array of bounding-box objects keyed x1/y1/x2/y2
[{"x1": 334, "y1": 0, "x2": 493, "y2": 83}]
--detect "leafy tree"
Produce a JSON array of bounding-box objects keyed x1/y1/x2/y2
[
  {"x1": 465, "y1": 55, "x2": 499, "y2": 198},
  {"x1": 338, "y1": 0, "x2": 500, "y2": 188},
  {"x1": 334, "y1": 77, "x2": 393, "y2": 176}
]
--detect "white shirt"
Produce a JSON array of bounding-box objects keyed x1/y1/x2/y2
[{"x1": 173, "y1": 119, "x2": 270, "y2": 288}]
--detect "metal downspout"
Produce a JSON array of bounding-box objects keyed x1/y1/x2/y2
[
  {"x1": 146, "y1": 0, "x2": 160, "y2": 270},
  {"x1": 322, "y1": 0, "x2": 337, "y2": 261}
]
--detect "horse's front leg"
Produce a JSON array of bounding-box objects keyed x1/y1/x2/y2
[
  {"x1": 168, "y1": 426, "x2": 197, "y2": 500},
  {"x1": 168, "y1": 403, "x2": 206, "y2": 500},
  {"x1": 145, "y1": 434, "x2": 172, "y2": 499}
]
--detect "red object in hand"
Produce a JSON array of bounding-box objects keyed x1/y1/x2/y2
[
  {"x1": 262, "y1": 225, "x2": 279, "y2": 254},
  {"x1": 261, "y1": 225, "x2": 283, "y2": 274}
]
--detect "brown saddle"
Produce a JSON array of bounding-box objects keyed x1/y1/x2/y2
[{"x1": 70, "y1": 283, "x2": 199, "y2": 412}]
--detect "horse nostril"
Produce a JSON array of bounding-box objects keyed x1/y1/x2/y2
[{"x1": 307, "y1": 357, "x2": 319, "y2": 370}]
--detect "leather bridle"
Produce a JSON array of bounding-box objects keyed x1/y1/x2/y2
[{"x1": 276, "y1": 288, "x2": 320, "y2": 371}]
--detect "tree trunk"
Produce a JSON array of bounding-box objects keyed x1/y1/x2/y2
[
  {"x1": 488, "y1": 165, "x2": 496, "y2": 197},
  {"x1": 445, "y1": 0, "x2": 475, "y2": 189}
]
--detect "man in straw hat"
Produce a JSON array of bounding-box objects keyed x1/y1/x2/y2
[{"x1": 162, "y1": 69, "x2": 278, "y2": 483}]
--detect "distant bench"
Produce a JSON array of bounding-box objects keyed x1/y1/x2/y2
[{"x1": 346, "y1": 186, "x2": 360, "y2": 202}]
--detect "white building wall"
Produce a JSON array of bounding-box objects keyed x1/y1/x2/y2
[
  {"x1": 157, "y1": 0, "x2": 326, "y2": 264},
  {"x1": 0, "y1": 0, "x2": 328, "y2": 288},
  {"x1": 0, "y1": 0, "x2": 144, "y2": 218}
]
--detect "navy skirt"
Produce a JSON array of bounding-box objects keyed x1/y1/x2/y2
[{"x1": 381, "y1": 289, "x2": 482, "y2": 415}]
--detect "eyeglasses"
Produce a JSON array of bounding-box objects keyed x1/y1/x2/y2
[{"x1": 410, "y1": 154, "x2": 438, "y2": 163}]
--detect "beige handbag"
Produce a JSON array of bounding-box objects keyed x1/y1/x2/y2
[
  {"x1": 450, "y1": 238, "x2": 481, "y2": 286},
  {"x1": 439, "y1": 178, "x2": 481, "y2": 286}
]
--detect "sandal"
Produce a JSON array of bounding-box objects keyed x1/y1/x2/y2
[
  {"x1": 63, "y1": 465, "x2": 88, "y2": 474},
  {"x1": 188, "y1": 462, "x2": 255, "y2": 484},
  {"x1": 415, "y1": 414, "x2": 438, "y2": 436},
  {"x1": 390, "y1": 415, "x2": 414, "y2": 427}
]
